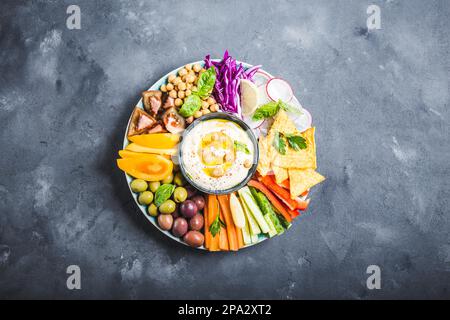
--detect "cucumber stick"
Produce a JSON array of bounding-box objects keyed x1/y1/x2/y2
[
  {"x1": 264, "y1": 215, "x2": 277, "y2": 237},
  {"x1": 238, "y1": 187, "x2": 271, "y2": 234},
  {"x1": 239, "y1": 198, "x2": 252, "y2": 245},
  {"x1": 239, "y1": 195, "x2": 261, "y2": 236}
]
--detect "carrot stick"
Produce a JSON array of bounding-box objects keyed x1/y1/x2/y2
[
  {"x1": 204, "y1": 199, "x2": 210, "y2": 249},
  {"x1": 217, "y1": 195, "x2": 239, "y2": 251},
  {"x1": 219, "y1": 209, "x2": 229, "y2": 251},
  {"x1": 247, "y1": 180, "x2": 293, "y2": 223},
  {"x1": 236, "y1": 227, "x2": 244, "y2": 249},
  {"x1": 260, "y1": 175, "x2": 298, "y2": 210},
  {"x1": 207, "y1": 195, "x2": 220, "y2": 251}
]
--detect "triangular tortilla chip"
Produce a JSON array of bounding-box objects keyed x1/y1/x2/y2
[
  {"x1": 289, "y1": 168, "x2": 325, "y2": 198},
  {"x1": 257, "y1": 136, "x2": 271, "y2": 176},
  {"x1": 272, "y1": 165, "x2": 288, "y2": 184},
  {"x1": 268, "y1": 126, "x2": 317, "y2": 169}
]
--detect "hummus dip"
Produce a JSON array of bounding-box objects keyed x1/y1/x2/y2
[{"x1": 181, "y1": 119, "x2": 255, "y2": 191}]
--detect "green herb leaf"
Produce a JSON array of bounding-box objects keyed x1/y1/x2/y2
[
  {"x1": 252, "y1": 101, "x2": 280, "y2": 120},
  {"x1": 284, "y1": 134, "x2": 307, "y2": 150},
  {"x1": 195, "y1": 67, "x2": 216, "y2": 99},
  {"x1": 278, "y1": 100, "x2": 302, "y2": 115},
  {"x1": 273, "y1": 131, "x2": 286, "y2": 155},
  {"x1": 209, "y1": 215, "x2": 225, "y2": 237},
  {"x1": 154, "y1": 184, "x2": 175, "y2": 207},
  {"x1": 178, "y1": 95, "x2": 201, "y2": 117},
  {"x1": 234, "y1": 140, "x2": 250, "y2": 154}
]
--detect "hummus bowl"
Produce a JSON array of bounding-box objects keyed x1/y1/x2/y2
[{"x1": 178, "y1": 112, "x2": 259, "y2": 195}]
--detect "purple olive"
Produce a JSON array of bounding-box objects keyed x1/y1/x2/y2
[
  {"x1": 183, "y1": 231, "x2": 204, "y2": 247},
  {"x1": 185, "y1": 186, "x2": 197, "y2": 199},
  {"x1": 172, "y1": 217, "x2": 188, "y2": 237},
  {"x1": 180, "y1": 200, "x2": 198, "y2": 219},
  {"x1": 158, "y1": 214, "x2": 173, "y2": 231},
  {"x1": 189, "y1": 214, "x2": 204, "y2": 231},
  {"x1": 191, "y1": 195, "x2": 205, "y2": 211}
]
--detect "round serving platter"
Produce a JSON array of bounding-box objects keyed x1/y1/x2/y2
[{"x1": 122, "y1": 60, "x2": 310, "y2": 250}]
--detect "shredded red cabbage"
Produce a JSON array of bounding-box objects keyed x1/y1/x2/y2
[{"x1": 204, "y1": 50, "x2": 261, "y2": 115}]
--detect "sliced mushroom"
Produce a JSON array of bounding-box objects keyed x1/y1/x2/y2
[
  {"x1": 142, "y1": 90, "x2": 162, "y2": 116},
  {"x1": 162, "y1": 107, "x2": 185, "y2": 134},
  {"x1": 127, "y1": 107, "x2": 156, "y2": 137}
]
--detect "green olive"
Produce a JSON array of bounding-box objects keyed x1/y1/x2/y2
[
  {"x1": 130, "y1": 179, "x2": 147, "y2": 193},
  {"x1": 173, "y1": 187, "x2": 187, "y2": 203},
  {"x1": 138, "y1": 191, "x2": 153, "y2": 205},
  {"x1": 173, "y1": 172, "x2": 185, "y2": 186},
  {"x1": 161, "y1": 173, "x2": 174, "y2": 184},
  {"x1": 149, "y1": 181, "x2": 160, "y2": 193},
  {"x1": 148, "y1": 203, "x2": 158, "y2": 217},
  {"x1": 159, "y1": 199, "x2": 176, "y2": 214}
]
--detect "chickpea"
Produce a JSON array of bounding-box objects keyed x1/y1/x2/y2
[
  {"x1": 211, "y1": 167, "x2": 225, "y2": 177},
  {"x1": 186, "y1": 116, "x2": 194, "y2": 124},
  {"x1": 169, "y1": 90, "x2": 177, "y2": 98},
  {"x1": 201, "y1": 101, "x2": 209, "y2": 110},
  {"x1": 193, "y1": 64, "x2": 202, "y2": 73},
  {"x1": 175, "y1": 98, "x2": 183, "y2": 107},
  {"x1": 194, "y1": 110, "x2": 203, "y2": 118},
  {"x1": 178, "y1": 68, "x2": 188, "y2": 77},
  {"x1": 181, "y1": 75, "x2": 187, "y2": 82},
  {"x1": 186, "y1": 83, "x2": 192, "y2": 90},
  {"x1": 160, "y1": 84, "x2": 167, "y2": 92},
  {"x1": 207, "y1": 97, "x2": 216, "y2": 105},
  {"x1": 166, "y1": 83, "x2": 174, "y2": 91},
  {"x1": 243, "y1": 159, "x2": 252, "y2": 168},
  {"x1": 178, "y1": 90, "x2": 185, "y2": 99},
  {"x1": 173, "y1": 77, "x2": 182, "y2": 85},
  {"x1": 191, "y1": 86, "x2": 198, "y2": 92},
  {"x1": 178, "y1": 82, "x2": 187, "y2": 91},
  {"x1": 210, "y1": 104, "x2": 219, "y2": 112},
  {"x1": 168, "y1": 74, "x2": 176, "y2": 83},
  {"x1": 185, "y1": 64, "x2": 192, "y2": 71},
  {"x1": 186, "y1": 75, "x2": 196, "y2": 83},
  {"x1": 185, "y1": 89, "x2": 192, "y2": 97},
  {"x1": 202, "y1": 109, "x2": 211, "y2": 115}
]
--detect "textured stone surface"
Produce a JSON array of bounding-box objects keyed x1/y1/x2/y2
[{"x1": 0, "y1": 0, "x2": 449, "y2": 299}]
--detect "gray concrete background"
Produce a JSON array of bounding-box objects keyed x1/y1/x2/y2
[{"x1": 0, "y1": 0, "x2": 449, "y2": 299}]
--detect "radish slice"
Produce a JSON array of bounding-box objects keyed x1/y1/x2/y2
[
  {"x1": 289, "y1": 108, "x2": 312, "y2": 132},
  {"x1": 243, "y1": 114, "x2": 264, "y2": 129},
  {"x1": 257, "y1": 84, "x2": 271, "y2": 105},
  {"x1": 253, "y1": 71, "x2": 271, "y2": 87},
  {"x1": 266, "y1": 78, "x2": 293, "y2": 102}
]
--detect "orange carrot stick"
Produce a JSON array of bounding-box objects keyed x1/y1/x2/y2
[
  {"x1": 219, "y1": 209, "x2": 229, "y2": 251},
  {"x1": 247, "y1": 180, "x2": 293, "y2": 223},
  {"x1": 217, "y1": 195, "x2": 238, "y2": 251},
  {"x1": 207, "y1": 195, "x2": 220, "y2": 251},
  {"x1": 236, "y1": 227, "x2": 244, "y2": 249},
  {"x1": 261, "y1": 175, "x2": 298, "y2": 210}
]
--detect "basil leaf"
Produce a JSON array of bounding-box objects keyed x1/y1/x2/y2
[
  {"x1": 273, "y1": 131, "x2": 286, "y2": 155},
  {"x1": 154, "y1": 184, "x2": 175, "y2": 207},
  {"x1": 209, "y1": 215, "x2": 222, "y2": 237},
  {"x1": 278, "y1": 100, "x2": 302, "y2": 115},
  {"x1": 252, "y1": 101, "x2": 280, "y2": 121},
  {"x1": 234, "y1": 140, "x2": 250, "y2": 154},
  {"x1": 178, "y1": 95, "x2": 201, "y2": 117},
  {"x1": 195, "y1": 67, "x2": 216, "y2": 99},
  {"x1": 285, "y1": 134, "x2": 307, "y2": 150}
]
